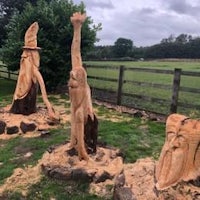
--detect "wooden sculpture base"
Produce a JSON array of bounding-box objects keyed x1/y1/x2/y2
[{"x1": 10, "y1": 82, "x2": 37, "y2": 115}]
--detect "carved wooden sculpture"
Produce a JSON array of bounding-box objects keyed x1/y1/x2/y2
[
  {"x1": 10, "y1": 22, "x2": 57, "y2": 120},
  {"x1": 156, "y1": 113, "x2": 200, "y2": 190},
  {"x1": 68, "y1": 12, "x2": 98, "y2": 161}
]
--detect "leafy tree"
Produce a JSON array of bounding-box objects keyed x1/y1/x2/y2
[
  {"x1": 0, "y1": 0, "x2": 38, "y2": 16},
  {"x1": 160, "y1": 34, "x2": 175, "y2": 44},
  {"x1": 85, "y1": 45, "x2": 113, "y2": 60},
  {"x1": 145, "y1": 33, "x2": 200, "y2": 59},
  {"x1": 0, "y1": 0, "x2": 45, "y2": 46},
  {"x1": 186, "y1": 37, "x2": 200, "y2": 58},
  {"x1": 1, "y1": 0, "x2": 101, "y2": 91},
  {"x1": 144, "y1": 42, "x2": 186, "y2": 59},
  {"x1": 175, "y1": 34, "x2": 191, "y2": 44},
  {"x1": 134, "y1": 47, "x2": 146, "y2": 59},
  {"x1": 113, "y1": 37, "x2": 133, "y2": 58}
]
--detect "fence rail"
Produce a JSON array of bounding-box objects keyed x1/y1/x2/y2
[
  {"x1": 0, "y1": 64, "x2": 18, "y2": 80},
  {"x1": 86, "y1": 64, "x2": 200, "y2": 115},
  {"x1": 1, "y1": 63, "x2": 200, "y2": 116}
]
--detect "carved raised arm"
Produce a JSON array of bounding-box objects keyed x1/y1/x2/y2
[
  {"x1": 70, "y1": 12, "x2": 86, "y2": 69},
  {"x1": 68, "y1": 12, "x2": 97, "y2": 161}
]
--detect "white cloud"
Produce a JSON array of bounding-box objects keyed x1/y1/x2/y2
[{"x1": 73, "y1": 0, "x2": 200, "y2": 47}]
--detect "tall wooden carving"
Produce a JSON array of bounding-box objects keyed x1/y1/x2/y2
[
  {"x1": 156, "y1": 113, "x2": 200, "y2": 190},
  {"x1": 10, "y1": 22, "x2": 57, "y2": 120},
  {"x1": 68, "y1": 12, "x2": 98, "y2": 161}
]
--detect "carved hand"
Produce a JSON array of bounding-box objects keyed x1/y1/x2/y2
[{"x1": 70, "y1": 12, "x2": 86, "y2": 28}]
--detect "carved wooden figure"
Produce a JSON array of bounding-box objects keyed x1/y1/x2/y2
[
  {"x1": 156, "y1": 113, "x2": 200, "y2": 190},
  {"x1": 10, "y1": 22, "x2": 57, "y2": 120},
  {"x1": 68, "y1": 12, "x2": 98, "y2": 161}
]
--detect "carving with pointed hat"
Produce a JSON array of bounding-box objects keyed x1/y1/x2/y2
[{"x1": 23, "y1": 22, "x2": 41, "y2": 50}]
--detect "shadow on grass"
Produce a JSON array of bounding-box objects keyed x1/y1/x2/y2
[
  {"x1": 0, "y1": 79, "x2": 166, "y2": 199},
  {"x1": 1, "y1": 177, "x2": 105, "y2": 200}
]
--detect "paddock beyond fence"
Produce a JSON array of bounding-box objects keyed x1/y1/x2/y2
[
  {"x1": 85, "y1": 64, "x2": 200, "y2": 116},
  {"x1": 1, "y1": 63, "x2": 200, "y2": 116},
  {"x1": 0, "y1": 64, "x2": 18, "y2": 81}
]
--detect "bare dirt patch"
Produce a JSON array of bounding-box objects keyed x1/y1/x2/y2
[
  {"x1": 0, "y1": 103, "x2": 70, "y2": 140},
  {"x1": 0, "y1": 164, "x2": 41, "y2": 196}
]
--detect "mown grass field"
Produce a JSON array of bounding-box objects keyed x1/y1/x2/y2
[
  {"x1": 85, "y1": 60, "x2": 200, "y2": 116},
  {"x1": 0, "y1": 78, "x2": 166, "y2": 199},
  {"x1": 0, "y1": 65, "x2": 18, "y2": 81},
  {"x1": 1, "y1": 60, "x2": 200, "y2": 115},
  {"x1": 85, "y1": 60, "x2": 200, "y2": 71}
]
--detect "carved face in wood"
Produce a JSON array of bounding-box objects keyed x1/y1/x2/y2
[
  {"x1": 21, "y1": 49, "x2": 40, "y2": 67},
  {"x1": 68, "y1": 67, "x2": 87, "y2": 89},
  {"x1": 156, "y1": 114, "x2": 200, "y2": 190},
  {"x1": 10, "y1": 22, "x2": 58, "y2": 120},
  {"x1": 68, "y1": 12, "x2": 96, "y2": 161}
]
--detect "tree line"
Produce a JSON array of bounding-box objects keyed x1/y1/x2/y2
[
  {"x1": 0, "y1": 0, "x2": 101, "y2": 91},
  {"x1": 1, "y1": 0, "x2": 200, "y2": 90},
  {"x1": 86, "y1": 34, "x2": 200, "y2": 60}
]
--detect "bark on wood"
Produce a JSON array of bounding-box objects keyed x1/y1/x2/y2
[{"x1": 10, "y1": 82, "x2": 37, "y2": 115}]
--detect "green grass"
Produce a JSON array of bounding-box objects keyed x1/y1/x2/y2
[
  {"x1": 0, "y1": 128, "x2": 68, "y2": 185},
  {"x1": 1, "y1": 177, "x2": 105, "y2": 200},
  {"x1": 0, "y1": 79, "x2": 16, "y2": 96},
  {"x1": 98, "y1": 119, "x2": 165, "y2": 163},
  {"x1": 2, "y1": 60, "x2": 200, "y2": 115},
  {"x1": 85, "y1": 61, "x2": 200, "y2": 116},
  {"x1": 0, "y1": 79, "x2": 16, "y2": 108},
  {"x1": 85, "y1": 60, "x2": 200, "y2": 71},
  {"x1": 0, "y1": 78, "x2": 166, "y2": 199}
]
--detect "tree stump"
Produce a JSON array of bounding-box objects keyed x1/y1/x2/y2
[
  {"x1": 9, "y1": 22, "x2": 58, "y2": 120},
  {"x1": 10, "y1": 82, "x2": 37, "y2": 115}
]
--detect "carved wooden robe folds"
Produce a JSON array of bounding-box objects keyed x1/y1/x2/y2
[
  {"x1": 10, "y1": 22, "x2": 57, "y2": 120},
  {"x1": 68, "y1": 12, "x2": 98, "y2": 161},
  {"x1": 156, "y1": 113, "x2": 200, "y2": 190}
]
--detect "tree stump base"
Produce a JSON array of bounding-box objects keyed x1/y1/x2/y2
[
  {"x1": 40, "y1": 142, "x2": 123, "y2": 199},
  {"x1": 0, "y1": 105, "x2": 60, "y2": 138},
  {"x1": 113, "y1": 158, "x2": 200, "y2": 200},
  {"x1": 10, "y1": 82, "x2": 37, "y2": 115}
]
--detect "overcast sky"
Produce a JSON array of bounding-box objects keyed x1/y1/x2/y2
[{"x1": 73, "y1": 0, "x2": 200, "y2": 47}]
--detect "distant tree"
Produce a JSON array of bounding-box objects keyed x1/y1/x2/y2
[
  {"x1": 175, "y1": 34, "x2": 191, "y2": 44},
  {"x1": 1, "y1": 0, "x2": 101, "y2": 91},
  {"x1": 145, "y1": 42, "x2": 184, "y2": 59},
  {"x1": 100, "y1": 45, "x2": 113, "y2": 59},
  {"x1": 88, "y1": 33, "x2": 200, "y2": 60},
  {"x1": 0, "y1": 0, "x2": 38, "y2": 15},
  {"x1": 160, "y1": 34, "x2": 175, "y2": 44},
  {"x1": 144, "y1": 44, "x2": 164, "y2": 59},
  {"x1": 134, "y1": 47, "x2": 146, "y2": 59},
  {"x1": 113, "y1": 37, "x2": 133, "y2": 58},
  {"x1": 146, "y1": 33, "x2": 200, "y2": 59},
  {"x1": 85, "y1": 45, "x2": 113, "y2": 60},
  {"x1": 161, "y1": 34, "x2": 193, "y2": 45},
  {"x1": 186, "y1": 37, "x2": 200, "y2": 58},
  {"x1": 0, "y1": 0, "x2": 47, "y2": 47}
]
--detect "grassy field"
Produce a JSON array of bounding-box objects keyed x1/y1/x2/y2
[
  {"x1": 85, "y1": 60, "x2": 200, "y2": 116},
  {"x1": 85, "y1": 60, "x2": 200, "y2": 71},
  {"x1": 0, "y1": 79, "x2": 166, "y2": 199},
  {"x1": 0, "y1": 64, "x2": 18, "y2": 80},
  {"x1": 1, "y1": 60, "x2": 200, "y2": 115}
]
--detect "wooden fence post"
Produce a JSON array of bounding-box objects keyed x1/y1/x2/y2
[
  {"x1": 170, "y1": 68, "x2": 182, "y2": 113},
  {"x1": 8, "y1": 70, "x2": 11, "y2": 79},
  {"x1": 117, "y1": 65, "x2": 125, "y2": 105}
]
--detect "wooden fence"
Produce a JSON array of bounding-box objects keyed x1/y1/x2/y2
[
  {"x1": 85, "y1": 64, "x2": 200, "y2": 115},
  {"x1": 1, "y1": 63, "x2": 200, "y2": 115},
  {"x1": 0, "y1": 64, "x2": 18, "y2": 80}
]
